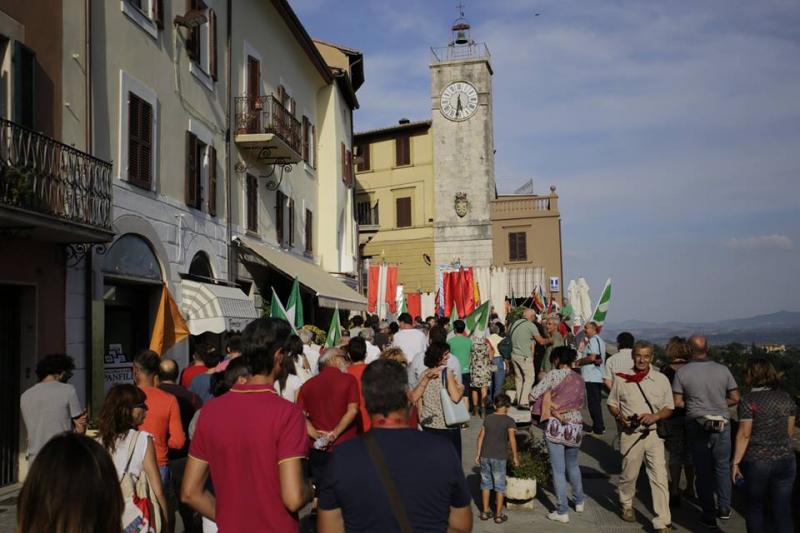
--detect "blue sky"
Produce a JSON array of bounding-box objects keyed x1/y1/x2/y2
[{"x1": 294, "y1": 0, "x2": 800, "y2": 323}]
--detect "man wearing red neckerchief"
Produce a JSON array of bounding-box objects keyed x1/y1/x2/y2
[{"x1": 607, "y1": 341, "x2": 674, "y2": 533}]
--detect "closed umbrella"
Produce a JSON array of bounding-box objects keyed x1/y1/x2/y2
[{"x1": 576, "y1": 277, "x2": 593, "y2": 324}]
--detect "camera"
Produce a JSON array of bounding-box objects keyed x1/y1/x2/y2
[{"x1": 627, "y1": 414, "x2": 641, "y2": 430}]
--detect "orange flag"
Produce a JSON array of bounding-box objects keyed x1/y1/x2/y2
[{"x1": 149, "y1": 284, "x2": 190, "y2": 356}]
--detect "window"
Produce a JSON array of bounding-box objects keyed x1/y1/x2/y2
[
  {"x1": 396, "y1": 197, "x2": 412, "y2": 228},
  {"x1": 186, "y1": 0, "x2": 217, "y2": 87},
  {"x1": 128, "y1": 92, "x2": 153, "y2": 189},
  {"x1": 305, "y1": 209, "x2": 313, "y2": 253},
  {"x1": 246, "y1": 174, "x2": 258, "y2": 232},
  {"x1": 356, "y1": 200, "x2": 378, "y2": 226},
  {"x1": 275, "y1": 190, "x2": 286, "y2": 244},
  {"x1": 395, "y1": 135, "x2": 410, "y2": 166},
  {"x1": 287, "y1": 198, "x2": 295, "y2": 248},
  {"x1": 356, "y1": 143, "x2": 370, "y2": 172},
  {"x1": 12, "y1": 41, "x2": 36, "y2": 129},
  {"x1": 122, "y1": 0, "x2": 163, "y2": 37},
  {"x1": 208, "y1": 145, "x2": 217, "y2": 216},
  {"x1": 185, "y1": 131, "x2": 206, "y2": 209},
  {"x1": 341, "y1": 143, "x2": 353, "y2": 186},
  {"x1": 301, "y1": 116, "x2": 315, "y2": 167},
  {"x1": 509, "y1": 232, "x2": 527, "y2": 262}
]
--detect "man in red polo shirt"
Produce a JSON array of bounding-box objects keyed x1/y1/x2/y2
[
  {"x1": 296, "y1": 347, "x2": 359, "y2": 505},
  {"x1": 181, "y1": 318, "x2": 312, "y2": 533}
]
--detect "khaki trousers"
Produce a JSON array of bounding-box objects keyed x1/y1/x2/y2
[
  {"x1": 511, "y1": 354, "x2": 535, "y2": 407},
  {"x1": 619, "y1": 430, "x2": 671, "y2": 529}
]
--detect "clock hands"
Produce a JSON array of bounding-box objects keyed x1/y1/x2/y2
[{"x1": 456, "y1": 95, "x2": 463, "y2": 118}]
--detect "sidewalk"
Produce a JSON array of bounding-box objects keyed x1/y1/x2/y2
[{"x1": 464, "y1": 406, "x2": 747, "y2": 532}]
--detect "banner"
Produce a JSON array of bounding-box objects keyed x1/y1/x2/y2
[{"x1": 149, "y1": 285, "x2": 189, "y2": 356}]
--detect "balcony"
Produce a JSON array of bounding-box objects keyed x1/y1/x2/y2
[
  {"x1": 0, "y1": 117, "x2": 113, "y2": 243},
  {"x1": 234, "y1": 95, "x2": 302, "y2": 164},
  {"x1": 356, "y1": 202, "x2": 379, "y2": 233}
]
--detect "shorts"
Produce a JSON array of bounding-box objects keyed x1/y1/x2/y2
[
  {"x1": 479, "y1": 457, "x2": 507, "y2": 492},
  {"x1": 309, "y1": 449, "x2": 330, "y2": 495},
  {"x1": 662, "y1": 417, "x2": 692, "y2": 466}
]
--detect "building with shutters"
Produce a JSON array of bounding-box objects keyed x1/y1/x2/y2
[{"x1": 354, "y1": 14, "x2": 562, "y2": 304}]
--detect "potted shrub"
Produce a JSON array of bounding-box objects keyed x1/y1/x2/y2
[
  {"x1": 506, "y1": 436, "x2": 551, "y2": 504},
  {"x1": 502, "y1": 374, "x2": 516, "y2": 403}
]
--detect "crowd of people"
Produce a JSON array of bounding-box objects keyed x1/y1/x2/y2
[{"x1": 14, "y1": 307, "x2": 798, "y2": 532}]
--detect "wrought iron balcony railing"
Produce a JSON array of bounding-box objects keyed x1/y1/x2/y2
[
  {"x1": 234, "y1": 95, "x2": 302, "y2": 156},
  {"x1": 0, "y1": 117, "x2": 113, "y2": 232}
]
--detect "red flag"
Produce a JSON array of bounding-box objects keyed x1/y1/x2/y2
[
  {"x1": 385, "y1": 265, "x2": 399, "y2": 313},
  {"x1": 435, "y1": 289, "x2": 442, "y2": 317},
  {"x1": 367, "y1": 264, "x2": 380, "y2": 313},
  {"x1": 407, "y1": 292, "x2": 422, "y2": 320},
  {"x1": 463, "y1": 268, "x2": 476, "y2": 315},
  {"x1": 443, "y1": 272, "x2": 453, "y2": 318},
  {"x1": 454, "y1": 268, "x2": 466, "y2": 318}
]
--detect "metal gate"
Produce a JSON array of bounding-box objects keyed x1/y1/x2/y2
[{"x1": 0, "y1": 286, "x2": 20, "y2": 486}]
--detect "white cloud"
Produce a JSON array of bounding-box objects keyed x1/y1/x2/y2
[{"x1": 725, "y1": 235, "x2": 794, "y2": 251}]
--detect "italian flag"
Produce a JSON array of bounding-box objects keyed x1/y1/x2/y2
[
  {"x1": 465, "y1": 300, "x2": 490, "y2": 335},
  {"x1": 286, "y1": 277, "x2": 304, "y2": 329},
  {"x1": 270, "y1": 288, "x2": 297, "y2": 334},
  {"x1": 324, "y1": 304, "x2": 342, "y2": 348},
  {"x1": 590, "y1": 278, "x2": 612, "y2": 332}
]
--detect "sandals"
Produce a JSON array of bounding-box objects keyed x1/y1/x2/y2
[
  {"x1": 494, "y1": 514, "x2": 508, "y2": 523},
  {"x1": 479, "y1": 511, "x2": 492, "y2": 521}
]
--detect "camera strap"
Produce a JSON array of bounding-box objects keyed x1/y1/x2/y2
[{"x1": 634, "y1": 382, "x2": 656, "y2": 415}]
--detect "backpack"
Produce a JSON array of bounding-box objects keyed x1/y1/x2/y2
[
  {"x1": 497, "y1": 320, "x2": 524, "y2": 361},
  {"x1": 120, "y1": 431, "x2": 162, "y2": 533}
]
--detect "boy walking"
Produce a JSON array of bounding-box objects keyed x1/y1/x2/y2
[{"x1": 475, "y1": 394, "x2": 519, "y2": 524}]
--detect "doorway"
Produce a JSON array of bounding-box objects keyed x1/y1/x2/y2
[{"x1": 0, "y1": 285, "x2": 21, "y2": 486}]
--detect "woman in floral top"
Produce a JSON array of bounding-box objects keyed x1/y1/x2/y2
[{"x1": 731, "y1": 358, "x2": 797, "y2": 533}]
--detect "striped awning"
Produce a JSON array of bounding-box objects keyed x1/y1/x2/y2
[{"x1": 180, "y1": 280, "x2": 259, "y2": 335}]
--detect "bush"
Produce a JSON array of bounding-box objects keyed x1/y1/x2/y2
[
  {"x1": 507, "y1": 434, "x2": 551, "y2": 485},
  {"x1": 502, "y1": 374, "x2": 515, "y2": 391},
  {"x1": 303, "y1": 325, "x2": 327, "y2": 347}
]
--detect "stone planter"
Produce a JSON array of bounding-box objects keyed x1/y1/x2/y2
[{"x1": 506, "y1": 476, "x2": 536, "y2": 509}]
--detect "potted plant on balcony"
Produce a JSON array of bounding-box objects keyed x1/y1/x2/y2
[{"x1": 506, "y1": 435, "x2": 551, "y2": 508}]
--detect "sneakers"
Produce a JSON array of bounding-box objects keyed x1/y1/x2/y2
[
  {"x1": 621, "y1": 507, "x2": 636, "y2": 522},
  {"x1": 575, "y1": 502, "x2": 585, "y2": 513},
  {"x1": 700, "y1": 516, "x2": 719, "y2": 529},
  {"x1": 546, "y1": 511, "x2": 570, "y2": 523},
  {"x1": 717, "y1": 508, "x2": 732, "y2": 520}
]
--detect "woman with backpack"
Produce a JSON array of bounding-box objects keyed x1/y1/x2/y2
[{"x1": 98, "y1": 383, "x2": 168, "y2": 532}]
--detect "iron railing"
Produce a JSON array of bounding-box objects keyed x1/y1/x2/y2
[
  {"x1": 0, "y1": 117, "x2": 113, "y2": 231},
  {"x1": 234, "y1": 95, "x2": 302, "y2": 155},
  {"x1": 431, "y1": 42, "x2": 490, "y2": 63},
  {"x1": 356, "y1": 202, "x2": 379, "y2": 227}
]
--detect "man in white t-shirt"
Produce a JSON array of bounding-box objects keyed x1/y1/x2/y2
[
  {"x1": 298, "y1": 329, "x2": 321, "y2": 383},
  {"x1": 393, "y1": 313, "x2": 430, "y2": 384},
  {"x1": 603, "y1": 331, "x2": 635, "y2": 390},
  {"x1": 359, "y1": 327, "x2": 381, "y2": 363}
]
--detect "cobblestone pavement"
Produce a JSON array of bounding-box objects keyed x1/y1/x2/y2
[{"x1": 0, "y1": 405, "x2": 750, "y2": 532}]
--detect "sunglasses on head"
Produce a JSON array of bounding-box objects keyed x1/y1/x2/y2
[{"x1": 134, "y1": 402, "x2": 148, "y2": 410}]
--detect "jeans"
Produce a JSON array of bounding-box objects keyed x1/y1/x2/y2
[
  {"x1": 585, "y1": 382, "x2": 605, "y2": 433},
  {"x1": 546, "y1": 439, "x2": 584, "y2": 515},
  {"x1": 490, "y1": 356, "x2": 505, "y2": 401},
  {"x1": 686, "y1": 420, "x2": 731, "y2": 521},
  {"x1": 479, "y1": 458, "x2": 508, "y2": 492},
  {"x1": 743, "y1": 456, "x2": 796, "y2": 533}
]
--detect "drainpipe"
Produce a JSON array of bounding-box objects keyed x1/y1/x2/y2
[
  {"x1": 84, "y1": 0, "x2": 94, "y2": 412},
  {"x1": 225, "y1": 0, "x2": 235, "y2": 282}
]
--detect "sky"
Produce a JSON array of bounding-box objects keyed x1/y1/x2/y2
[{"x1": 293, "y1": 0, "x2": 800, "y2": 323}]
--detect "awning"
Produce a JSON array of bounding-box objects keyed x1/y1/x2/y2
[
  {"x1": 180, "y1": 280, "x2": 260, "y2": 335},
  {"x1": 239, "y1": 237, "x2": 367, "y2": 311}
]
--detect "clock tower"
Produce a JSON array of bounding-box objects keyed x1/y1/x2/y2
[{"x1": 431, "y1": 14, "x2": 496, "y2": 269}]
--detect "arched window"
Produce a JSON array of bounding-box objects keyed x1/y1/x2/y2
[
  {"x1": 103, "y1": 234, "x2": 162, "y2": 281},
  {"x1": 189, "y1": 251, "x2": 214, "y2": 279}
]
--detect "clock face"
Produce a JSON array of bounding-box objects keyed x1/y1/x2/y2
[{"x1": 440, "y1": 81, "x2": 479, "y2": 121}]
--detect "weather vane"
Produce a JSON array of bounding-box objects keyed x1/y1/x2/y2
[{"x1": 456, "y1": 2, "x2": 465, "y2": 18}]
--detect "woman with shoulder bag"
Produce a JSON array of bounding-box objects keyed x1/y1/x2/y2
[
  {"x1": 98, "y1": 383, "x2": 168, "y2": 533},
  {"x1": 419, "y1": 341, "x2": 466, "y2": 458},
  {"x1": 530, "y1": 346, "x2": 586, "y2": 524}
]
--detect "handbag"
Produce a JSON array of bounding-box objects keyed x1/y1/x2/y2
[
  {"x1": 440, "y1": 370, "x2": 470, "y2": 426},
  {"x1": 634, "y1": 382, "x2": 668, "y2": 439},
  {"x1": 363, "y1": 433, "x2": 413, "y2": 533},
  {"x1": 497, "y1": 320, "x2": 523, "y2": 361},
  {"x1": 120, "y1": 431, "x2": 162, "y2": 533},
  {"x1": 545, "y1": 416, "x2": 583, "y2": 447}
]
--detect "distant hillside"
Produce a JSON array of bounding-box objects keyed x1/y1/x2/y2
[{"x1": 604, "y1": 311, "x2": 800, "y2": 346}]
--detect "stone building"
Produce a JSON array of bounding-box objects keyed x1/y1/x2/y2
[{"x1": 355, "y1": 15, "x2": 562, "y2": 302}]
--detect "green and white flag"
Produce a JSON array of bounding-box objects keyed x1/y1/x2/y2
[
  {"x1": 270, "y1": 288, "x2": 297, "y2": 333},
  {"x1": 465, "y1": 300, "x2": 491, "y2": 335},
  {"x1": 448, "y1": 303, "x2": 459, "y2": 327},
  {"x1": 324, "y1": 304, "x2": 342, "y2": 348},
  {"x1": 590, "y1": 278, "x2": 612, "y2": 331},
  {"x1": 399, "y1": 296, "x2": 407, "y2": 315},
  {"x1": 286, "y1": 277, "x2": 304, "y2": 329}
]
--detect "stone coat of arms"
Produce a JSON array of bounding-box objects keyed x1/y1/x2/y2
[{"x1": 454, "y1": 193, "x2": 469, "y2": 218}]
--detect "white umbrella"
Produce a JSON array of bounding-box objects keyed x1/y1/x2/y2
[
  {"x1": 567, "y1": 279, "x2": 579, "y2": 314},
  {"x1": 576, "y1": 277, "x2": 593, "y2": 324}
]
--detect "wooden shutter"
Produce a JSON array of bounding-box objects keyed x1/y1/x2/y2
[
  {"x1": 185, "y1": 131, "x2": 198, "y2": 207},
  {"x1": 246, "y1": 174, "x2": 258, "y2": 232},
  {"x1": 341, "y1": 143, "x2": 346, "y2": 183},
  {"x1": 305, "y1": 209, "x2": 313, "y2": 253},
  {"x1": 288, "y1": 198, "x2": 295, "y2": 247},
  {"x1": 310, "y1": 124, "x2": 316, "y2": 168},
  {"x1": 128, "y1": 93, "x2": 152, "y2": 189},
  {"x1": 187, "y1": 0, "x2": 201, "y2": 62},
  {"x1": 396, "y1": 197, "x2": 411, "y2": 228},
  {"x1": 275, "y1": 190, "x2": 285, "y2": 244},
  {"x1": 277, "y1": 85, "x2": 286, "y2": 107},
  {"x1": 509, "y1": 232, "x2": 527, "y2": 261},
  {"x1": 357, "y1": 144, "x2": 370, "y2": 172},
  {"x1": 302, "y1": 116, "x2": 309, "y2": 162},
  {"x1": 209, "y1": 8, "x2": 217, "y2": 80},
  {"x1": 395, "y1": 135, "x2": 410, "y2": 166},
  {"x1": 13, "y1": 41, "x2": 36, "y2": 130},
  {"x1": 208, "y1": 145, "x2": 217, "y2": 216},
  {"x1": 153, "y1": 0, "x2": 164, "y2": 28}
]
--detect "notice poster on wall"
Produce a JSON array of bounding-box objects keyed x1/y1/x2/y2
[
  {"x1": 550, "y1": 276, "x2": 560, "y2": 293},
  {"x1": 104, "y1": 343, "x2": 133, "y2": 392}
]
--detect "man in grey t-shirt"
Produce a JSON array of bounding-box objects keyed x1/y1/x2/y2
[
  {"x1": 20, "y1": 354, "x2": 86, "y2": 460},
  {"x1": 672, "y1": 336, "x2": 739, "y2": 528}
]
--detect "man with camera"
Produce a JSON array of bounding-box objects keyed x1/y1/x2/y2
[
  {"x1": 607, "y1": 341, "x2": 674, "y2": 533},
  {"x1": 673, "y1": 335, "x2": 740, "y2": 529}
]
